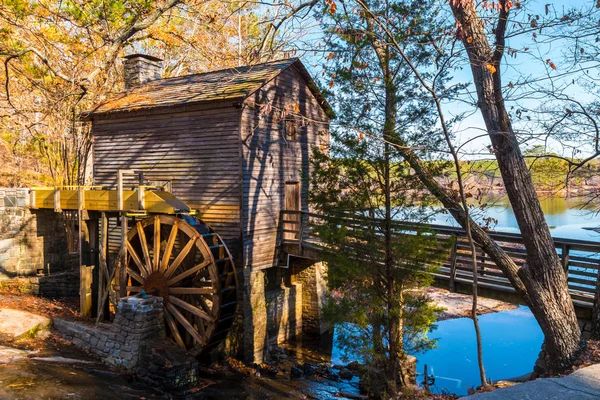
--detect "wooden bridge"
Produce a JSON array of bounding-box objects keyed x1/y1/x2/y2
[{"x1": 279, "y1": 210, "x2": 600, "y2": 315}]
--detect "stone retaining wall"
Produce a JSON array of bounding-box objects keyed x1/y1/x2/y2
[
  {"x1": 0, "y1": 188, "x2": 78, "y2": 296},
  {"x1": 53, "y1": 296, "x2": 199, "y2": 389}
]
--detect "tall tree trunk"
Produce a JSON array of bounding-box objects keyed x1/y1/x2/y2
[{"x1": 449, "y1": 0, "x2": 582, "y2": 371}]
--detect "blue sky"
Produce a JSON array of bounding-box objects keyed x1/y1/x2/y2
[{"x1": 289, "y1": 0, "x2": 599, "y2": 160}]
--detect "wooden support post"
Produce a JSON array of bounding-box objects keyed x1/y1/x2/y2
[
  {"x1": 53, "y1": 187, "x2": 62, "y2": 213},
  {"x1": 80, "y1": 265, "x2": 94, "y2": 317},
  {"x1": 97, "y1": 212, "x2": 109, "y2": 319},
  {"x1": 87, "y1": 215, "x2": 99, "y2": 318},
  {"x1": 117, "y1": 170, "x2": 133, "y2": 299},
  {"x1": 29, "y1": 190, "x2": 36, "y2": 209},
  {"x1": 448, "y1": 238, "x2": 458, "y2": 292},
  {"x1": 138, "y1": 172, "x2": 145, "y2": 210}
]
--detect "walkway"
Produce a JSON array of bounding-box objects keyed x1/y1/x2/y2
[{"x1": 465, "y1": 364, "x2": 600, "y2": 399}]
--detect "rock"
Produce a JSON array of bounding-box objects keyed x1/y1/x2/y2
[
  {"x1": 291, "y1": 366, "x2": 303, "y2": 378},
  {"x1": 347, "y1": 361, "x2": 361, "y2": 371},
  {"x1": 0, "y1": 345, "x2": 29, "y2": 363},
  {"x1": 0, "y1": 308, "x2": 51, "y2": 341},
  {"x1": 303, "y1": 363, "x2": 315, "y2": 376},
  {"x1": 339, "y1": 368, "x2": 353, "y2": 380}
]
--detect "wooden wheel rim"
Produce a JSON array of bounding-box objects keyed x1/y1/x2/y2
[{"x1": 124, "y1": 215, "x2": 221, "y2": 354}]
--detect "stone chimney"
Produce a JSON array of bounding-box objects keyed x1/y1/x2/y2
[{"x1": 123, "y1": 54, "x2": 163, "y2": 89}]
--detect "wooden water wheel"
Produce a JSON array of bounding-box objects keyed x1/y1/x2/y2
[{"x1": 124, "y1": 215, "x2": 237, "y2": 356}]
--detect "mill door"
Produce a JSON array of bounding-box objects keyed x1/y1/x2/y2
[{"x1": 284, "y1": 182, "x2": 300, "y2": 240}]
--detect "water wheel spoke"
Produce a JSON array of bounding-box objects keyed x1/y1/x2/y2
[
  {"x1": 125, "y1": 240, "x2": 150, "y2": 277},
  {"x1": 165, "y1": 303, "x2": 205, "y2": 345},
  {"x1": 169, "y1": 295, "x2": 214, "y2": 323},
  {"x1": 164, "y1": 307, "x2": 185, "y2": 348},
  {"x1": 153, "y1": 215, "x2": 161, "y2": 272},
  {"x1": 169, "y1": 287, "x2": 214, "y2": 295},
  {"x1": 166, "y1": 260, "x2": 211, "y2": 286},
  {"x1": 160, "y1": 220, "x2": 179, "y2": 272},
  {"x1": 126, "y1": 267, "x2": 145, "y2": 285},
  {"x1": 126, "y1": 286, "x2": 142, "y2": 292},
  {"x1": 195, "y1": 315, "x2": 206, "y2": 337},
  {"x1": 164, "y1": 236, "x2": 199, "y2": 279},
  {"x1": 197, "y1": 295, "x2": 212, "y2": 315},
  {"x1": 136, "y1": 222, "x2": 152, "y2": 273}
]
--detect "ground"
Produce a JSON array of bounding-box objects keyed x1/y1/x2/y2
[{"x1": 425, "y1": 287, "x2": 517, "y2": 320}]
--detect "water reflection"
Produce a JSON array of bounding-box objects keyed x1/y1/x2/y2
[
  {"x1": 429, "y1": 195, "x2": 600, "y2": 242},
  {"x1": 325, "y1": 307, "x2": 544, "y2": 397}
]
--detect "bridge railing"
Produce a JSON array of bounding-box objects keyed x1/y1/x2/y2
[{"x1": 280, "y1": 210, "x2": 600, "y2": 307}]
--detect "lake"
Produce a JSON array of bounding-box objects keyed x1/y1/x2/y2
[
  {"x1": 329, "y1": 195, "x2": 597, "y2": 396},
  {"x1": 429, "y1": 194, "x2": 600, "y2": 242}
]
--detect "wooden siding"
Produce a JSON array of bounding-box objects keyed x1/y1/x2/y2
[
  {"x1": 240, "y1": 66, "x2": 330, "y2": 269},
  {"x1": 92, "y1": 101, "x2": 243, "y2": 254}
]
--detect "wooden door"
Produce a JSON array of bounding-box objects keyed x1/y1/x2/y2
[{"x1": 284, "y1": 182, "x2": 300, "y2": 240}]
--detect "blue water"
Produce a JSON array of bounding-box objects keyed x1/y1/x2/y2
[
  {"x1": 429, "y1": 195, "x2": 600, "y2": 242},
  {"x1": 329, "y1": 306, "x2": 544, "y2": 396},
  {"x1": 416, "y1": 306, "x2": 543, "y2": 396}
]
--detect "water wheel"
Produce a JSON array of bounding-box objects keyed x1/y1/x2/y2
[{"x1": 123, "y1": 215, "x2": 237, "y2": 356}]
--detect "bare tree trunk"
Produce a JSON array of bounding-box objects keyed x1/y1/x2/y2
[{"x1": 449, "y1": 0, "x2": 582, "y2": 371}]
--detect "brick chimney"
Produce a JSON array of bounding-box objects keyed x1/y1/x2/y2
[{"x1": 123, "y1": 54, "x2": 163, "y2": 89}]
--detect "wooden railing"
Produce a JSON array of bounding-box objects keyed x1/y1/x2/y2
[{"x1": 280, "y1": 210, "x2": 600, "y2": 307}]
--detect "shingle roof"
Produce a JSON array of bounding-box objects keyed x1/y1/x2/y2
[{"x1": 82, "y1": 58, "x2": 334, "y2": 119}]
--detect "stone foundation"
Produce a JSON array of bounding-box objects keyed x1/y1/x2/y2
[
  {"x1": 242, "y1": 267, "x2": 307, "y2": 363},
  {"x1": 53, "y1": 296, "x2": 198, "y2": 389},
  {"x1": 0, "y1": 188, "x2": 77, "y2": 295},
  {"x1": 290, "y1": 258, "x2": 328, "y2": 336}
]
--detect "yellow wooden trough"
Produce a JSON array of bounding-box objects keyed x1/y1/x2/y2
[{"x1": 30, "y1": 187, "x2": 191, "y2": 215}]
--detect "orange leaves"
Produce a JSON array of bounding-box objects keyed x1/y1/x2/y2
[
  {"x1": 324, "y1": 0, "x2": 336, "y2": 14},
  {"x1": 357, "y1": 132, "x2": 365, "y2": 143},
  {"x1": 546, "y1": 59, "x2": 557, "y2": 70},
  {"x1": 327, "y1": 52, "x2": 335, "y2": 60},
  {"x1": 485, "y1": 63, "x2": 497, "y2": 74},
  {"x1": 466, "y1": 36, "x2": 473, "y2": 44}
]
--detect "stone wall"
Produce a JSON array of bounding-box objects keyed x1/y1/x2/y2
[
  {"x1": 291, "y1": 258, "x2": 328, "y2": 336},
  {"x1": 0, "y1": 188, "x2": 78, "y2": 297},
  {"x1": 0, "y1": 188, "x2": 76, "y2": 280},
  {"x1": 265, "y1": 283, "x2": 302, "y2": 346},
  {"x1": 242, "y1": 267, "x2": 305, "y2": 363},
  {"x1": 54, "y1": 296, "x2": 198, "y2": 389}
]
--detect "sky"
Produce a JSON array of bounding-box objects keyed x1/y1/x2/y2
[{"x1": 284, "y1": 0, "x2": 599, "y2": 160}]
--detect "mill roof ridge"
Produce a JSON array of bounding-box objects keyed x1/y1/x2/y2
[{"x1": 82, "y1": 58, "x2": 334, "y2": 119}]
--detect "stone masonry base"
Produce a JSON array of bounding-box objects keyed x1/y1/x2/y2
[{"x1": 53, "y1": 296, "x2": 199, "y2": 389}]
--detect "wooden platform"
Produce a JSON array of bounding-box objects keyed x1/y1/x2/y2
[{"x1": 279, "y1": 210, "x2": 599, "y2": 313}]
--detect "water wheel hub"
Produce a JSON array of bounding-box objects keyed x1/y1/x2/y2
[{"x1": 123, "y1": 215, "x2": 237, "y2": 356}]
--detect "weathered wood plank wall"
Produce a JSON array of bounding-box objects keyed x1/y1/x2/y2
[
  {"x1": 91, "y1": 101, "x2": 243, "y2": 259},
  {"x1": 240, "y1": 66, "x2": 330, "y2": 269}
]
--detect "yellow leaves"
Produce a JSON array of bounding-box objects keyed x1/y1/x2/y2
[{"x1": 485, "y1": 63, "x2": 497, "y2": 74}]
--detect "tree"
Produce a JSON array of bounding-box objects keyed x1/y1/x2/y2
[
  {"x1": 310, "y1": 1, "x2": 450, "y2": 395},
  {"x1": 0, "y1": 0, "x2": 272, "y2": 186},
  {"x1": 305, "y1": 0, "x2": 598, "y2": 373},
  {"x1": 310, "y1": 120, "x2": 447, "y2": 398},
  {"x1": 447, "y1": 0, "x2": 583, "y2": 371}
]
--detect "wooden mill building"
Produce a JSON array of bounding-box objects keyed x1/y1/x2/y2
[{"x1": 82, "y1": 55, "x2": 332, "y2": 361}]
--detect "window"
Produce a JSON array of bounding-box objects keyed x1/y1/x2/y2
[{"x1": 284, "y1": 115, "x2": 297, "y2": 141}]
